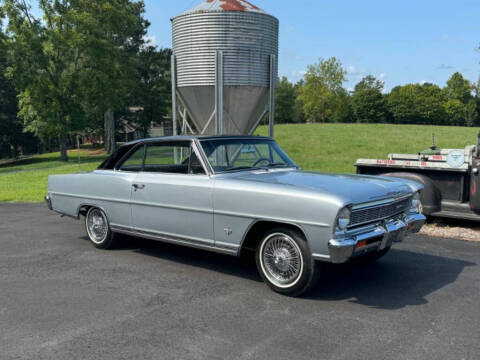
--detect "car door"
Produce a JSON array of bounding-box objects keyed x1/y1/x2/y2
[
  {"x1": 110, "y1": 143, "x2": 147, "y2": 230},
  {"x1": 130, "y1": 140, "x2": 214, "y2": 246}
]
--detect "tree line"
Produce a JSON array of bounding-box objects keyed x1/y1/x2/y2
[
  {"x1": 274, "y1": 57, "x2": 480, "y2": 127},
  {"x1": 0, "y1": 0, "x2": 171, "y2": 161}
]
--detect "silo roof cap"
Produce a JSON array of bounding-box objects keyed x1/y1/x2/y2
[{"x1": 180, "y1": 0, "x2": 268, "y2": 15}]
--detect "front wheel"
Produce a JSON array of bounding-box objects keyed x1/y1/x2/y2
[
  {"x1": 85, "y1": 207, "x2": 115, "y2": 249},
  {"x1": 256, "y1": 228, "x2": 317, "y2": 297}
]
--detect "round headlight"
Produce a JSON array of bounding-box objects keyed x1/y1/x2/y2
[
  {"x1": 411, "y1": 192, "x2": 422, "y2": 213},
  {"x1": 337, "y1": 207, "x2": 351, "y2": 231}
]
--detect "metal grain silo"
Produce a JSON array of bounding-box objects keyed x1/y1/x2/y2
[{"x1": 171, "y1": 0, "x2": 279, "y2": 136}]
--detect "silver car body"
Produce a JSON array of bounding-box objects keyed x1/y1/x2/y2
[{"x1": 46, "y1": 136, "x2": 425, "y2": 263}]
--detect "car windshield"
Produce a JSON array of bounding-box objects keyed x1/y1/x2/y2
[{"x1": 200, "y1": 138, "x2": 298, "y2": 173}]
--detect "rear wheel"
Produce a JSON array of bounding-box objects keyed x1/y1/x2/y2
[
  {"x1": 256, "y1": 227, "x2": 317, "y2": 297},
  {"x1": 85, "y1": 207, "x2": 115, "y2": 249}
]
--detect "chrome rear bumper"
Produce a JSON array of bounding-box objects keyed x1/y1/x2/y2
[
  {"x1": 327, "y1": 213, "x2": 426, "y2": 264},
  {"x1": 45, "y1": 195, "x2": 53, "y2": 211}
]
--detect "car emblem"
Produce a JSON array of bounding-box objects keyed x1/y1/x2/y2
[{"x1": 387, "y1": 191, "x2": 404, "y2": 197}]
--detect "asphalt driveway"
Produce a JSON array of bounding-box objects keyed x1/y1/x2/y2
[{"x1": 1, "y1": 203, "x2": 479, "y2": 360}]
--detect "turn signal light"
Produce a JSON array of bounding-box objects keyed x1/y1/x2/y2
[{"x1": 356, "y1": 240, "x2": 367, "y2": 249}]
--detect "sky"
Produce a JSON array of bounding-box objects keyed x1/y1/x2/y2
[{"x1": 145, "y1": 0, "x2": 480, "y2": 92}]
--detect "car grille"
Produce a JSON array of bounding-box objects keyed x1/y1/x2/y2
[{"x1": 350, "y1": 197, "x2": 412, "y2": 227}]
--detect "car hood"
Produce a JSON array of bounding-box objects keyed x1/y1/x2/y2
[{"x1": 227, "y1": 170, "x2": 420, "y2": 205}]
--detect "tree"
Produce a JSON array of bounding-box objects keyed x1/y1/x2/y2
[
  {"x1": 78, "y1": 0, "x2": 149, "y2": 153},
  {"x1": 275, "y1": 77, "x2": 296, "y2": 124},
  {"x1": 332, "y1": 89, "x2": 354, "y2": 123},
  {"x1": 472, "y1": 78, "x2": 480, "y2": 123},
  {"x1": 130, "y1": 46, "x2": 172, "y2": 137},
  {"x1": 4, "y1": 0, "x2": 86, "y2": 161},
  {"x1": 352, "y1": 75, "x2": 388, "y2": 123},
  {"x1": 0, "y1": 8, "x2": 21, "y2": 158},
  {"x1": 353, "y1": 75, "x2": 384, "y2": 92},
  {"x1": 297, "y1": 57, "x2": 347, "y2": 122},
  {"x1": 442, "y1": 72, "x2": 477, "y2": 126},
  {"x1": 388, "y1": 85, "x2": 416, "y2": 124},
  {"x1": 417, "y1": 83, "x2": 447, "y2": 125},
  {"x1": 465, "y1": 99, "x2": 478, "y2": 127},
  {"x1": 292, "y1": 80, "x2": 306, "y2": 124},
  {"x1": 445, "y1": 72, "x2": 473, "y2": 104},
  {"x1": 388, "y1": 83, "x2": 446, "y2": 125},
  {"x1": 3, "y1": 0, "x2": 149, "y2": 160},
  {"x1": 444, "y1": 99, "x2": 467, "y2": 126}
]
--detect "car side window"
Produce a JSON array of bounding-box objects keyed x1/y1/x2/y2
[
  {"x1": 118, "y1": 145, "x2": 145, "y2": 172},
  {"x1": 144, "y1": 142, "x2": 206, "y2": 175}
]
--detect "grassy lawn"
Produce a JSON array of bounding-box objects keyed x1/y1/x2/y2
[
  {"x1": 1, "y1": 123, "x2": 479, "y2": 202},
  {"x1": 257, "y1": 123, "x2": 480, "y2": 173},
  {"x1": 0, "y1": 148, "x2": 107, "y2": 202}
]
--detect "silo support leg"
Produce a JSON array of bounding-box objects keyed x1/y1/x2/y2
[
  {"x1": 269, "y1": 54, "x2": 276, "y2": 138},
  {"x1": 249, "y1": 109, "x2": 269, "y2": 135},
  {"x1": 171, "y1": 54, "x2": 178, "y2": 136},
  {"x1": 215, "y1": 51, "x2": 224, "y2": 136},
  {"x1": 201, "y1": 111, "x2": 216, "y2": 135}
]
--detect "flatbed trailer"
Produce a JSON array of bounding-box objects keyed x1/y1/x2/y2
[{"x1": 356, "y1": 140, "x2": 480, "y2": 222}]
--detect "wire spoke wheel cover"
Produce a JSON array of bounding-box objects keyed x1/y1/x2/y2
[
  {"x1": 260, "y1": 233, "x2": 304, "y2": 288},
  {"x1": 86, "y1": 208, "x2": 108, "y2": 244}
]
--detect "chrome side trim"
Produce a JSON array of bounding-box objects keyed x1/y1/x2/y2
[
  {"x1": 51, "y1": 193, "x2": 328, "y2": 228},
  {"x1": 50, "y1": 192, "x2": 213, "y2": 215},
  {"x1": 51, "y1": 192, "x2": 131, "y2": 205},
  {"x1": 130, "y1": 200, "x2": 212, "y2": 214},
  {"x1": 215, "y1": 241, "x2": 240, "y2": 251},
  {"x1": 110, "y1": 224, "x2": 238, "y2": 256},
  {"x1": 215, "y1": 210, "x2": 330, "y2": 228}
]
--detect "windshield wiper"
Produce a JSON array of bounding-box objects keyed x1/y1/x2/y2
[
  {"x1": 260, "y1": 162, "x2": 288, "y2": 169},
  {"x1": 227, "y1": 166, "x2": 264, "y2": 172}
]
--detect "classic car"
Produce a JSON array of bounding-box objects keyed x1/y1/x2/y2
[{"x1": 46, "y1": 136, "x2": 426, "y2": 296}]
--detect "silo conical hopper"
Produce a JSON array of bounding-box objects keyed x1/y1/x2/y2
[{"x1": 171, "y1": 0, "x2": 279, "y2": 136}]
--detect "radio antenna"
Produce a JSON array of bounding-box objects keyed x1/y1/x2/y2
[{"x1": 431, "y1": 133, "x2": 436, "y2": 150}]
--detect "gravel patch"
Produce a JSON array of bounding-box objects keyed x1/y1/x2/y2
[{"x1": 420, "y1": 220, "x2": 480, "y2": 242}]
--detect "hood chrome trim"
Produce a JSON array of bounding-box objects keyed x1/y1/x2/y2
[{"x1": 352, "y1": 194, "x2": 411, "y2": 211}]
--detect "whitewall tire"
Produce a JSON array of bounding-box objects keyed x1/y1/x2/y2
[
  {"x1": 85, "y1": 207, "x2": 115, "y2": 249},
  {"x1": 256, "y1": 227, "x2": 317, "y2": 296}
]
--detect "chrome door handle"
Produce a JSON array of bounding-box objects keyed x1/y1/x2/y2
[{"x1": 133, "y1": 184, "x2": 146, "y2": 190}]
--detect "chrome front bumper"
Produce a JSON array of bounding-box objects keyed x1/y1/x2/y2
[{"x1": 327, "y1": 213, "x2": 426, "y2": 264}]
